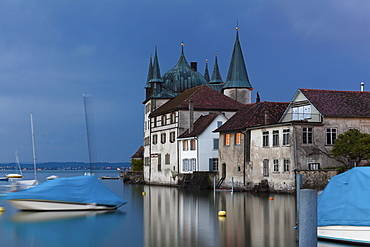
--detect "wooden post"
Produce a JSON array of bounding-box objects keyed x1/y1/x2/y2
[{"x1": 298, "y1": 189, "x2": 317, "y2": 247}]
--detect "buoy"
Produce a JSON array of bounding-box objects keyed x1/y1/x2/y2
[
  {"x1": 269, "y1": 196, "x2": 274, "y2": 200},
  {"x1": 0, "y1": 207, "x2": 5, "y2": 212},
  {"x1": 142, "y1": 192, "x2": 146, "y2": 196},
  {"x1": 218, "y1": 210, "x2": 226, "y2": 217}
]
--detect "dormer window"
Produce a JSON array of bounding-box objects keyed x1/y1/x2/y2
[{"x1": 292, "y1": 105, "x2": 311, "y2": 120}]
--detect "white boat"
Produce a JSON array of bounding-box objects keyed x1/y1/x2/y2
[
  {"x1": 6, "y1": 174, "x2": 22, "y2": 179},
  {"x1": 6, "y1": 151, "x2": 23, "y2": 179},
  {"x1": 317, "y1": 167, "x2": 370, "y2": 244},
  {"x1": 46, "y1": 175, "x2": 58, "y2": 180},
  {"x1": 4, "y1": 175, "x2": 127, "y2": 211}
]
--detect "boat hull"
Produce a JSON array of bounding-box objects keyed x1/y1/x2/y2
[
  {"x1": 8, "y1": 199, "x2": 120, "y2": 211},
  {"x1": 318, "y1": 225, "x2": 370, "y2": 244}
]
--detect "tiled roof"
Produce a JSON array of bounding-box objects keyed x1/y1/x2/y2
[
  {"x1": 178, "y1": 113, "x2": 219, "y2": 138},
  {"x1": 150, "y1": 85, "x2": 244, "y2": 117},
  {"x1": 300, "y1": 89, "x2": 370, "y2": 117},
  {"x1": 131, "y1": 146, "x2": 144, "y2": 159},
  {"x1": 215, "y1": 101, "x2": 289, "y2": 132}
]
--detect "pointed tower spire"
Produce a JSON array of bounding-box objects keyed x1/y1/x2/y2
[
  {"x1": 145, "y1": 54, "x2": 153, "y2": 88},
  {"x1": 256, "y1": 91, "x2": 260, "y2": 103},
  {"x1": 149, "y1": 46, "x2": 162, "y2": 83},
  {"x1": 223, "y1": 27, "x2": 252, "y2": 89},
  {"x1": 210, "y1": 54, "x2": 223, "y2": 84},
  {"x1": 204, "y1": 59, "x2": 210, "y2": 82}
]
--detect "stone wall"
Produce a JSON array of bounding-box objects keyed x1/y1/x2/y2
[{"x1": 296, "y1": 170, "x2": 338, "y2": 191}]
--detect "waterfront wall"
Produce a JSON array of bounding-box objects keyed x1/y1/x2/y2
[{"x1": 295, "y1": 170, "x2": 338, "y2": 191}]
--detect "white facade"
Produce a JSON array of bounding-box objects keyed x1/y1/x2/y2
[{"x1": 178, "y1": 114, "x2": 227, "y2": 173}]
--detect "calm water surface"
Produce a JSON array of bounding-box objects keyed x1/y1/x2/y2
[{"x1": 0, "y1": 171, "x2": 352, "y2": 247}]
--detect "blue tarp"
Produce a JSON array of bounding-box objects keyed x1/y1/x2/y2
[
  {"x1": 3, "y1": 175, "x2": 127, "y2": 208},
  {"x1": 318, "y1": 167, "x2": 370, "y2": 226}
]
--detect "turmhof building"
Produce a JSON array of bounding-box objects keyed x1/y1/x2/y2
[{"x1": 140, "y1": 28, "x2": 370, "y2": 191}]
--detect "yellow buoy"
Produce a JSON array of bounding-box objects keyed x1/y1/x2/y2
[
  {"x1": 0, "y1": 207, "x2": 5, "y2": 212},
  {"x1": 218, "y1": 210, "x2": 226, "y2": 217},
  {"x1": 142, "y1": 192, "x2": 146, "y2": 196}
]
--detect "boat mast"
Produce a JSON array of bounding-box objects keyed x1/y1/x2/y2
[
  {"x1": 83, "y1": 94, "x2": 94, "y2": 173},
  {"x1": 15, "y1": 150, "x2": 23, "y2": 176},
  {"x1": 30, "y1": 113, "x2": 37, "y2": 180}
]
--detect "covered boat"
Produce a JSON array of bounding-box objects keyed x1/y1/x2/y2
[
  {"x1": 4, "y1": 175, "x2": 127, "y2": 211},
  {"x1": 318, "y1": 167, "x2": 370, "y2": 244}
]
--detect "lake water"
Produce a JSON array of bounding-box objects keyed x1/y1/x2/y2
[{"x1": 0, "y1": 170, "x2": 353, "y2": 247}]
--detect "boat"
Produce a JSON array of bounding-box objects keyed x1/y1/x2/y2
[
  {"x1": 46, "y1": 175, "x2": 58, "y2": 180},
  {"x1": 317, "y1": 167, "x2": 370, "y2": 245},
  {"x1": 101, "y1": 176, "x2": 119, "y2": 180},
  {"x1": 0, "y1": 177, "x2": 9, "y2": 181},
  {"x1": 4, "y1": 175, "x2": 127, "y2": 211}
]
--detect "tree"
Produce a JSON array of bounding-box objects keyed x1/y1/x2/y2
[
  {"x1": 130, "y1": 159, "x2": 144, "y2": 172},
  {"x1": 331, "y1": 129, "x2": 370, "y2": 166}
]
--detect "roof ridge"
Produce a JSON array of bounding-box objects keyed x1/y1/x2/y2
[{"x1": 299, "y1": 88, "x2": 370, "y2": 94}]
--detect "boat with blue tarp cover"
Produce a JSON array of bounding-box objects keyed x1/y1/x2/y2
[
  {"x1": 318, "y1": 167, "x2": 370, "y2": 244},
  {"x1": 3, "y1": 175, "x2": 127, "y2": 211}
]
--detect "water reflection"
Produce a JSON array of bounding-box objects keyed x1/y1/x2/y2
[
  {"x1": 143, "y1": 186, "x2": 297, "y2": 247},
  {"x1": 5, "y1": 210, "x2": 126, "y2": 247}
]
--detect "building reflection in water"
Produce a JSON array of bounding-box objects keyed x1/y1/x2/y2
[{"x1": 143, "y1": 185, "x2": 297, "y2": 247}]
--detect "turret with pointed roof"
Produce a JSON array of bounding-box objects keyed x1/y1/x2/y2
[
  {"x1": 145, "y1": 55, "x2": 153, "y2": 100},
  {"x1": 204, "y1": 59, "x2": 210, "y2": 83},
  {"x1": 223, "y1": 27, "x2": 253, "y2": 104}
]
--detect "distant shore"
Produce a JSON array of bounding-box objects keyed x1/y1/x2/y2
[{"x1": 0, "y1": 162, "x2": 131, "y2": 171}]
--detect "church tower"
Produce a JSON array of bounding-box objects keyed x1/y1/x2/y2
[{"x1": 222, "y1": 27, "x2": 253, "y2": 104}]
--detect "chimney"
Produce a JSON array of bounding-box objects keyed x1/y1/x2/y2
[
  {"x1": 256, "y1": 91, "x2": 261, "y2": 103},
  {"x1": 361, "y1": 82, "x2": 365, "y2": 92},
  {"x1": 189, "y1": 97, "x2": 194, "y2": 133},
  {"x1": 190, "y1": 62, "x2": 197, "y2": 71},
  {"x1": 264, "y1": 110, "x2": 270, "y2": 125}
]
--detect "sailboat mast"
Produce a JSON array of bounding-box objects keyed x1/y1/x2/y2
[
  {"x1": 30, "y1": 113, "x2": 37, "y2": 180},
  {"x1": 15, "y1": 150, "x2": 23, "y2": 176},
  {"x1": 83, "y1": 94, "x2": 93, "y2": 173}
]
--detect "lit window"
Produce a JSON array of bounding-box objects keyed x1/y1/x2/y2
[
  {"x1": 183, "y1": 140, "x2": 188, "y2": 151},
  {"x1": 190, "y1": 139, "x2": 196, "y2": 150},
  {"x1": 225, "y1": 134, "x2": 230, "y2": 146},
  {"x1": 235, "y1": 133, "x2": 242, "y2": 145}
]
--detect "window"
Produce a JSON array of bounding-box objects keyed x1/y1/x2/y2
[
  {"x1": 182, "y1": 159, "x2": 189, "y2": 172},
  {"x1": 152, "y1": 134, "x2": 158, "y2": 145},
  {"x1": 273, "y1": 130, "x2": 279, "y2": 147},
  {"x1": 302, "y1": 127, "x2": 313, "y2": 144},
  {"x1": 284, "y1": 158, "x2": 290, "y2": 172},
  {"x1": 263, "y1": 159, "x2": 269, "y2": 177},
  {"x1": 190, "y1": 139, "x2": 196, "y2": 150},
  {"x1": 153, "y1": 117, "x2": 157, "y2": 127},
  {"x1": 309, "y1": 163, "x2": 320, "y2": 170},
  {"x1": 292, "y1": 105, "x2": 311, "y2": 120},
  {"x1": 283, "y1": 129, "x2": 290, "y2": 146},
  {"x1": 191, "y1": 158, "x2": 196, "y2": 171},
  {"x1": 161, "y1": 115, "x2": 166, "y2": 126},
  {"x1": 183, "y1": 140, "x2": 188, "y2": 151},
  {"x1": 235, "y1": 133, "x2": 242, "y2": 145},
  {"x1": 170, "y1": 132, "x2": 176, "y2": 143},
  {"x1": 170, "y1": 113, "x2": 176, "y2": 124},
  {"x1": 165, "y1": 154, "x2": 170, "y2": 165},
  {"x1": 144, "y1": 157, "x2": 150, "y2": 166},
  {"x1": 225, "y1": 134, "x2": 230, "y2": 146},
  {"x1": 273, "y1": 159, "x2": 279, "y2": 172},
  {"x1": 263, "y1": 131, "x2": 269, "y2": 147},
  {"x1": 160, "y1": 133, "x2": 166, "y2": 144},
  {"x1": 326, "y1": 128, "x2": 337, "y2": 145},
  {"x1": 158, "y1": 154, "x2": 161, "y2": 171},
  {"x1": 217, "y1": 121, "x2": 223, "y2": 128},
  {"x1": 213, "y1": 138, "x2": 219, "y2": 150},
  {"x1": 209, "y1": 158, "x2": 219, "y2": 171}
]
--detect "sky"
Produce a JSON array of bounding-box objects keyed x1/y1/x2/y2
[{"x1": 0, "y1": 0, "x2": 369, "y2": 163}]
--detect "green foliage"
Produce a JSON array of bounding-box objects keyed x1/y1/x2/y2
[
  {"x1": 332, "y1": 129, "x2": 370, "y2": 166},
  {"x1": 130, "y1": 159, "x2": 144, "y2": 172}
]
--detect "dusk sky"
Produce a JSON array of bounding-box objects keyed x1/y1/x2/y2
[{"x1": 0, "y1": 1, "x2": 369, "y2": 163}]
